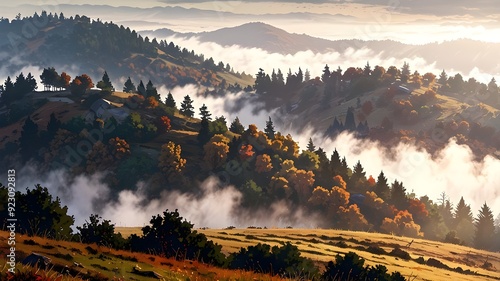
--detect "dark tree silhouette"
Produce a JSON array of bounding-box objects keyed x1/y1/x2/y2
[
  {"x1": 474, "y1": 202, "x2": 495, "y2": 250},
  {"x1": 229, "y1": 117, "x2": 245, "y2": 134},
  {"x1": 265, "y1": 116, "x2": 275, "y2": 139},
  {"x1": 165, "y1": 92, "x2": 176, "y2": 108},
  {"x1": 123, "y1": 77, "x2": 136, "y2": 93},
  {"x1": 179, "y1": 95, "x2": 195, "y2": 117}
]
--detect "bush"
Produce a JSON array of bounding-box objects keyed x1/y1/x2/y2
[
  {"x1": 389, "y1": 247, "x2": 411, "y2": 260},
  {"x1": 129, "y1": 209, "x2": 227, "y2": 267},
  {"x1": 229, "y1": 242, "x2": 318, "y2": 278},
  {"x1": 321, "y1": 252, "x2": 407, "y2": 281}
]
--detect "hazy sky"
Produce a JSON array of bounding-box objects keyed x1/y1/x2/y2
[{"x1": 1, "y1": 1, "x2": 499, "y2": 44}]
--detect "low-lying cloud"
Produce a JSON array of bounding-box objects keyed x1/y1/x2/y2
[{"x1": 163, "y1": 35, "x2": 499, "y2": 84}]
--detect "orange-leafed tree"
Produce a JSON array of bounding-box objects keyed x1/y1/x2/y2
[
  {"x1": 146, "y1": 96, "x2": 159, "y2": 108},
  {"x1": 338, "y1": 204, "x2": 370, "y2": 231},
  {"x1": 59, "y1": 72, "x2": 71, "y2": 89},
  {"x1": 290, "y1": 169, "x2": 315, "y2": 203},
  {"x1": 333, "y1": 175, "x2": 347, "y2": 190},
  {"x1": 381, "y1": 210, "x2": 423, "y2": 237},
  {"x1": 157, "y1": 116, "x2": 171, "y2": 133},
  {"x1": 158, "y1": 141, "x2": 186, "y2": 181},
  {"x1": 308, "y1": 186, "x2": 330, "y2": 208},
  {"x1": 239, "y1": 144, "x2": 255, "y2": 161},
  {"x1": 108, "y1": 137, "x2": 130, "y2": 160},
  {"x1": 255, "y1": 154, "x2": 273, "y2": 173},
  {"x1": 203, "y1": 134, "x2": 230, "y2": 170}
]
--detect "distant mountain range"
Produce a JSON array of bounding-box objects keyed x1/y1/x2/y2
[{"x1": 141, "y1": 22, "x2": 500, "y2": 75}]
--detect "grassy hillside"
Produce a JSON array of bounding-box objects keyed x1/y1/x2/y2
[
  {"x1": 0, "y1": 230, "x2": 287, "y2": 281},
  {"x1": 116, "y1": 227, "x2": 500, "y2": 281}
]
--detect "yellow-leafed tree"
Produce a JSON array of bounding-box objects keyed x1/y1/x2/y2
[
  {"x1": 255, "y1": 154, "x2": 273, "y2": 173},
  {"x1": 158, "y1": 141, "x2": 186, "y2": 181},
  {"x1": 203, "y1": 134, "x2": 230, "y2": 170}
]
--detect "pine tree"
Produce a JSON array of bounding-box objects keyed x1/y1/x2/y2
[
  {"x1": 198, "y1": 119, "x2": 211, "y2": 145},
  {"x1": 265, "y1": 116, "x2": 275, "y2": 139},
  {"x1": 322, "y1": 65, "x2": 331, "y2": 83},
  {"x1": 454, "y1": 197, "x2": 473, "y2": 226},
  {"x1": 199, "y1": 104, "x2": 212, "y2": 121},
  {"x1": 123, "y1": 77, "x2": 136, "y2": 93},
  {"x1": 474, "y1": 202, "x2": 496, "y2": 250},
  {"x1": 137, "y1": 80, "x2": 146, "y2": 96},
  {"x1": 374, "y1": 171, "x2": 390, "y2": 201},
  {"x1": 229, "y1": 117, "x2": 245, "y2": 134},
  {"x1": 306, "y1": 138, "x2": 315, "y2": 152},
  {"x1": 390, "y1": 180, "x2": 407, "y2": 210},
  {"x1": 363, "y1": 62, "x2": 371, "y2": 76},
  {"x1": 180, "y1": 95, "x2": 195, "y2": 117},
  {"x1": 20, "y1": 116, "x2": 39, "y2": 161},
  {"x1": 438, "y1": 70, "x2": 448, "y2": 85},
  {"x1": 344, "y1": 107, "x2": 356, "y2": 131},
  {"x1": 47, "y1": 112, "x2": 61, "y2": 135},
  {"x1": 165, "y1": 92, "x2": 176, "y2": 108},
  {"x1": 304, "y1": 69, "x2": 311, "y2": 81},
  {"x1": 146, "y1": 80, "x2": 159, "y2": 100},
  {"x1": 96, "y1": 71, "x2": 113, "y2": 91}
]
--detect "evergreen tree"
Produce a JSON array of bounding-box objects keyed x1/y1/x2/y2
[
  {"x1": 1, "y1": 76, "x2": 14, "y2": 104},
  {"x1": 330, "y1": 149, "x2": 342, "y2": 176},
  {"x1": 390, "y1": 180, "x2": 407, "y2": 210},
  {"x1": 146, "y1": 80, "x2": 159, "y2": 100},
  {"x1": 199, "y1": 104, "x2": 212, "y2": 121},
  {"x1": 123, "y1": 77, "x2": 136, "y2": 93},
  {"x1": 20, "y1": 116, "x2": 39, "y2": 162},
  {"x1": 165, "y1": 92, "x2": 176, "y2": 108},
  {"x1": 344, "y1": 107, "x2": 356, "y2": 131},
  {"x1": 180, "y1": 95, "x2": 195, "y2": 117},
  {"x1": 363, "y1": 62, "x2": 371, "y2": 76},
  {"x1": 265, "y1": 116, "x2": 275, "y2": 139},
  {"x1": 322, "y1": 65, "x2": 331, "y2": 82},
  {"x1": 304, "y1": 69, "x2": 311, "y2": 81},
  {"x1": 47, "y1": 112, "x2": 61, "y2": 136},
  {"x1": 454, "y1": 197, "x2": 473, "y2": 226},
  {"x1": 474, "y1": 203, "x2": 496, "y2": 250},
  {"x1": 96, "y1": 71, "x2": 113, "y2": 91},
  {"x1": 198, "y1": 119, "x2": 211, "y2": 145},
  {"x1": 401, "y1": 62, "x2": 410, "y2": 82},
  {"x1": 229, "y1": 117, "x2": 245, "y2": 134},
  {"x1": 296, "y1": 67, "x2": 303, "y2": 83},
  {"x1": 374, "y1": 171, "x2": 390, "y2": 201},
  {"x1": 350, "y1": 160, "x2": 367, "y2": 192},
  {"x1": 276, "y1": 69, "x2": 285, "y2": 86},
  {"x1": 306, "y1": 138, "x2": 315, "y2": 152},
  {"x1": 438, "y1": 70, "x2": 448, "y2": 86},
  {"x1": 137, "y1": 80, "x2": 146, "y2": 96}
]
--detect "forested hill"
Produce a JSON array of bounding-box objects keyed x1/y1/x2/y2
[{"x1": 0, "y1": 12, "x2": 253, "y2": 88}]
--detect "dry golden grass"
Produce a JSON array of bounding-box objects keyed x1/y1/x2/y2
[
  {"x1": 0, "y1": 230, "x2": 289, "y2": 281},
  {"x1": 116, "y1": 227, "x2": 500, "y2": 281}
]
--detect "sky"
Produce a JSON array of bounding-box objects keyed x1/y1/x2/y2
[{"x1": 1, "y1": 0, "x2": 500, "y2": 44}]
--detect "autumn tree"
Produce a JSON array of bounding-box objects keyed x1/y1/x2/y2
[
  {"x1": 86, "y1": 141, "x2": 113, "y2": 174},
  {"x1": 338, "y1": 204, "x2": 369, "y2": 231},
  {"x1": 59, "y1": 72, "x2": 71, "y2": 89},
  {"x1": 158, "y1": 141, "x2": 186, "y2": 181},
  {"x1": 255, "y1": 154, "x2": 273, "y2": 173},
  {"x1": 180, "y1": 95, "x2": 195, "y2": 117},
  {"x1": 239, "y1": 144, "x2": 254, "y2": 161},
  {"x1": 123, "y1": 77, "x2": 136, "y2": 93},
  {"x1": 296, "y1": 150, "x2": 320, "y2": 171},
  {"x1": 381, "y1": 210, "x2": 423, "y2": 237},
  {"x1": 70, "y1": 74, "x2": 94, "y2": 95},
  {"x1": 146, "y1": 96, "x2": 159, "y2": 108},
  {"x1": 474, "y1": 202, "x2": 496, "y2": 250},
  {"x1": 423, "y1": 72, "x2": 436, "y2": 86},
  {"x1": 203, "y1": 134, "x2": 230, "y2": 170},
  {"x1": 157, "y1": 116, "x2": 172, "y2": 133},
  {"x1": 108, "y1": 137, "x2": 130, "y2": 160}
]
